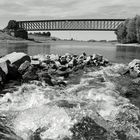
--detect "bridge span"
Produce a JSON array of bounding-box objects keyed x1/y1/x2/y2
[{"x1": 17, "y1": 19, "x2": 125, "y2": 31}]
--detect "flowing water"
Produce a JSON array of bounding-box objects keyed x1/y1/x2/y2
[{"x1": 0, "y1": 41, "x2": 140, "y2": 140}]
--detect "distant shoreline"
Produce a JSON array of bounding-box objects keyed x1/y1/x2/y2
[
  {"x1": 116, "y1": 43, "x2": 140, "y2": 47},
  {"x1": 0, "y1": 39, "x2": 117, "y2": 46}
]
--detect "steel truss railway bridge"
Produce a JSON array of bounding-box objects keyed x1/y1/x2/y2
[{"x1": 17, "y1": 19, "x2": 125, "y2": 31}]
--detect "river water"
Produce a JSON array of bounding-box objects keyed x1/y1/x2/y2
[
  {"x1": 0, "y1": 41, "x2": 140, "y2": 140},
  {"x1": 0, "y1": 41, "x2": 140, "y2": 63}
]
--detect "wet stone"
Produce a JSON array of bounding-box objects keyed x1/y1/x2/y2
[{"x1": 70, "y1": 116, "x2": 108, "y2": 140}]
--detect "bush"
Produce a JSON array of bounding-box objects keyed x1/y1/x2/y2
[
  {"x1": 15, "y1": 29, "x2": 28, "y2": 39},
  {"x1": 115, "y1": 15, "x2": 140, "y2": 44},
  {"x1": 126, "y1": 18, "x2": 137, "y2": 43},
  {"x1": 115, "y1": 19, "x2": 128, "y2": 43}
]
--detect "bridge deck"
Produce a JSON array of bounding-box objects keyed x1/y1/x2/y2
[{"x1": 17, "y1": 19, "x2": 125, "y2": 31}]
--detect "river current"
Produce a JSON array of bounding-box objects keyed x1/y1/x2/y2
[{"x1": 0, "y1": 41, "x2": 140, "y2": 140}]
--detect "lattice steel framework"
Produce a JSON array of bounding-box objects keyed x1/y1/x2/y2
[{"x1": 17, "y1": 19, "x2": 125, "y2": 31}]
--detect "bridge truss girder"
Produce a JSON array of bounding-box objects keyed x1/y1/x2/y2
[{"x1": 17, "y1": 19, "x2": 125, "y2": 31}]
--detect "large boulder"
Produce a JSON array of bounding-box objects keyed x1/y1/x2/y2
[
  {"x1": 6, "y1": 62, "x2": 22, "y2": 80},
  {"x1": 0, "y1": 67, "x2": 6, "y2": 91},
  {"x1": 0, "y1": 52, "x2": 31, "y2": 69},
  {"x1": 0, "y1": 61, "x2": 8, "y2": 75},
  {"x1": 128, "y1": 59, "x2": 140, "y2": 77}
]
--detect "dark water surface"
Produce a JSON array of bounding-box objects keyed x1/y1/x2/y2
[{"x1": 0, "y1": 41, "x2": 140, "y2": 63}]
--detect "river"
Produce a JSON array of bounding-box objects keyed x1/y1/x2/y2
[
  {"x1": 0, "y1": 41, "x2": 140, "y2": 63},
  {"x1": 0, "y1": 41, "x2": 140, "y2": 140}
]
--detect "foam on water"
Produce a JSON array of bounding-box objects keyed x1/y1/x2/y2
[
  {"x1": 0, "y1": 83, "x2": 54, "y2": 111},
  {"x1": 14, "y1": 106, "x2": 74, "y2": 140},
  {"x1": 0, "y1": 63, "x2": 139, "y2": 139}
]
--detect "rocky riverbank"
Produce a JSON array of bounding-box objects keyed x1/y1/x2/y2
[
  {"x1": 0, "y1": 52, "x2": 140, "y2": 140},
  {"x1": 0, "y1": 52, "x2": 109, "y2": 92}
]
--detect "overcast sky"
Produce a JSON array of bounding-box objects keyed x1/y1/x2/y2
[{"x1": 0, "y1": 0, "x2": 140, "y2": 40}]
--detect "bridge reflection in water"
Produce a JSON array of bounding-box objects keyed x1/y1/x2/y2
[
  {"x1": 7, "y1": 43, "x2": 28, "y2": 54},
  {"x1": 116, "y1": 45, "x2": 140, "y2": 63}
]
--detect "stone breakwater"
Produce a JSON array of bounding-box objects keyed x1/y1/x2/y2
[
  {"x1": 0, "y1": 52, "x2": 140, "y2": 140},
  {"x1": 0, "y1": 52, "x2": 109, "y2": 92}
]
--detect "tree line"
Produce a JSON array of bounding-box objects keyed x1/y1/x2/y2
[
  {"x1": 115, "y1": 15, "x2": 140, "y2": 44},
  {"x1": 29, "y1": 32, "x2": 51, "y2": 37}
]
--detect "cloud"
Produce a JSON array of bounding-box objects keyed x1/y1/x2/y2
[{"x1": 0, "y1": 0, "x2": 140, "y2": 28}]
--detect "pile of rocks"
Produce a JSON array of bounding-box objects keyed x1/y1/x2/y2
[{"x1": 0, "y1": 52, "x2": 109, "y2": 91}]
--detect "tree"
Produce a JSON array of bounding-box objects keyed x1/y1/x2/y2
[
  {"x1": 115, "y1": 16, "x2": 140, "y2": 43},
  {"x1": 135, "y1": 15, "x2": 140, "y2": 43},
  {"x1": 115, "y1": 21, "x2": 128, "y2": 43},
  {"x1": 6, "y1": 20, "x2": 19, "y2": 30},
  {"x1": 46, "y1": 32, "x2": 51, "y2": 37},
  {"x1": 126, "y1": 18, "x2": 137, "y2": 43}
]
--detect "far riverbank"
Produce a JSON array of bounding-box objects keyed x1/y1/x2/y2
[{"x1": 116, "y1": 43, "x2": 140, "y2": 47}]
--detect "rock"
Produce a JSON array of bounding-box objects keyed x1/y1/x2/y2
[
  {"x1": 58, "y1": 65, "x2": 68, "y2": 71},
  {"x1": 6, "y1": 62, "x2": 22, "y2": 80},
  {"x1": 129, "y1": 69, "x2": 139, "y2": 78},
  {"x1": 128, "y1": 59, "x2": 140, "y2": 68},
  {"x1": 0, "y1": 67, "x2": 6, "y2": 83},
  {"x1": 0, "y1": 61, "x2": 8, "y2": 75},
  {"x1": 22, "y1": 66, "x2": 38, "y2": 82},
  {"x1": 49, "y1": 61, "x2": 57, "y2": 70},
  {"x1": 56, "y1": 69, "x2": 72, "y2": 78},
  {"x1": 55, "y1": 100, "x2": 77, "y2": 108},
  {"x1": 38, "y1": 71, "x2": 53, "y2": 86},
  {"x1": 100, "y1": 58, "x2": 109, "y2": 66},
  {"x1": 31, "y1": 60, "x2": 40, "y2": 66},
  {"x1": 47, "y1": 68, "x2": 57, "y2": 75},
  {"x1": 0, "y1": 67, "x2": 6, "y2": 91},
  {"x1": 132, "y1": 78, "x2": 140, "y2": 84},
  {"x1": 18, "y1": 61, "x2": 30, "y2": 74},
  {"x1": 70, "y1": 116, "x2": 108, "y2": 140},
  {"x1": 60, "y1": 56, "x2": 67, "y2": 65},
  {"x1": 55, "y1": 61, "x2": 61, "y2": 68},
  {"x1": 0, "y1": 52, "x2": 31, "y2": 68},
  {"x1": 50, "y1": 54, "x2": 59, "y2": 61},
  {"x1": 92, "y1": 54, "x2": 103, "y2": 61},
  {"x1": 128, "y1": 59, "x2": 140, "y2": 77}
]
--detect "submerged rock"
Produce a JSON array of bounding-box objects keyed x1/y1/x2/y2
[{"x1": 70, "y1": 116, "x2": 108, "y2": 140}]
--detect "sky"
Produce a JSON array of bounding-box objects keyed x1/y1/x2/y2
[{"x1": 0, "y1": 0, "x2": 140, "y2": 40}]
